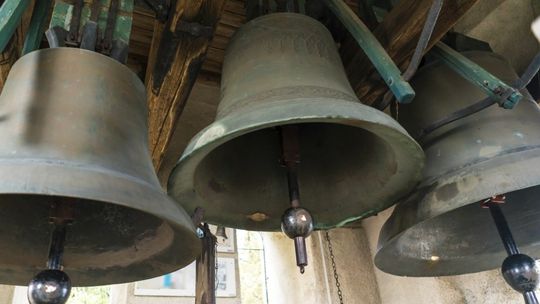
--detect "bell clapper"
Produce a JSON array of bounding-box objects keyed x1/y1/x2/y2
[
  {"x1": 483, "y1": 195, "x2": 539, "y2": 304},
  {"x1": 28, "y1": 202, "x2": 74, "y2": 304},
  {"x1": 280, "y1": 125, "x2": 314, "y2": 274}
]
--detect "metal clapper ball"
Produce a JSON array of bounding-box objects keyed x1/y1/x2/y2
[
  {"x1": 28, "y1": 202, "x2": 73, "y2": 304},
  {"x1": 280, "y1": 125, "x2": 314, "y2": 274}
]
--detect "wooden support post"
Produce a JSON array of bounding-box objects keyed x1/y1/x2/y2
[
  {"x1": 342, "y1": 0, "x2": 479, "y2": 105},
  {"x1": 195, "y1": 223, "x2": 217, "y2": 304},
  {"x1": 145, "y1": 0, "x2": 226, "y2": 172}
]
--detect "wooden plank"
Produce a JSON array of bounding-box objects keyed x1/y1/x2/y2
[
  {"x1": 343, "y1": 0, "x2": 479, "y2": 105},
  {"x1": 224, "y1": 0, "x2": 245, "y2": 15},
  {"x1": 146, "y1": 0, "x2": 226, "y2": 172}
]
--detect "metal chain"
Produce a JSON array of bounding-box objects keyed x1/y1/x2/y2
[{"x1": 325, "y1": 231, "x2": 344, "y2": 304}]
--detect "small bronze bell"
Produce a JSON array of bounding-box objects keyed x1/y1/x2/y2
[
  {"x1": 0, "y1": 48, "x2": 201, "y2": 286},
  {"x1": 376, "y1": 51, "x2": 540, "y2": 277},
  {"x1": 168, "y1": 13, "x2": 424, "y2": 232}
]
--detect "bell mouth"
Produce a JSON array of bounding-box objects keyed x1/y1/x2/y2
[
  {"x1": 0, "y1": 193, "x2": 198, "y2": 287},
  {"x1": 375, "y1": 184, "x2": 540, "y2": 276},
  {"x1": 0, "y1": 160, "x2": 201, "y2": 286},
  {"x1": 375, "y1": 145, "x2": 540, "y2": 277},
  {"x1": 169, "y1": 98, "x2": 424, "y2": 231}
]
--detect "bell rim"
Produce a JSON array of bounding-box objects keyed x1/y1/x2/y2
[
  {"x1": 168, "y1": 97, "x2": 425, "y2": 231},
  {"x1": 375, "y1": 147, "x2": 540, "y2": 276},
  {"x1": 0, "y1": 159, "x2": 201, "y2": 286},
  {"x1": 19, "y1": 47, "x2": 143, "y2": 86}
]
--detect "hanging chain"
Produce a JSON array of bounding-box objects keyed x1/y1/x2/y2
[{"x1": 325, "y1": 231, "x2": 344, "y2": 304}]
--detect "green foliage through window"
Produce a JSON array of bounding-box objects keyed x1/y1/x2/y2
[{"x1": 69, "y1": 286, "x2": 110, "y2": 304}]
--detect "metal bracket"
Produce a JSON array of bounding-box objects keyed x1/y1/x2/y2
[
  {"x1": 151, "y1": 19, "x2": 215, "y2": 91},
  {"x1": 176, "y1": 20, "x2": 214, "y2": 38},
  {"x1": 431, "y1": 42, "x2": 523, "y2": 109},
  {"x1": 49, "y1": 0, "x2": 134, "y2": 54},
  {"x1": 323, "y1": 0, "x2": 415, "y2": 103},
  {"x1": 143, "y1": 0, "x2": 169, "y2": 22}
]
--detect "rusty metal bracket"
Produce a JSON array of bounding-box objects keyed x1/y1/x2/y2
[
  {"x1": 67, "y1": 0, "x2": 84, "y2": 46},
  {"x1": 176, "y1": 20, "x2": 214, "y2": 38},
  {"x1": 50, "y1": 0, "x2": 134, "y2": 56},
  {"x1": 143, "y1": 0, "x2": 169, "y2": 22},
  {"x1": 151, "y1": 19, "x2": 215, "y2": 92},
  {"x1": 101, "y1": 0, "x2": 120, "y2": 53},
  {"x1": 323, "y1": 0, "x2": 415, "y2": 103}
]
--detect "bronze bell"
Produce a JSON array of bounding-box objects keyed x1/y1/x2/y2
[
  {"x1": 0, "y1": 48, "x2": 201, "y2": 286},
  {"x1": 375, "y1": 51, "x2": 540, "y2": 276},
  {"x1": 168, "y1": 13, "x2": 424, "y2": 232}
]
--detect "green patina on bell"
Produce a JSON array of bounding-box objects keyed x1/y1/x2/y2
[
  {"x1": 168, "y1": 13, "x2": 424, "y2": 231},
  {"x1": 0, "y1": 48, "x2": 200, "y2": 286},
  {"x1": 376, "y1": 51, "x2": 540, "y2": 276}
]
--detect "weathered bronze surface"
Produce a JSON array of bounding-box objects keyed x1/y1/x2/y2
[
  {"x1": 0, "y1": 48, "x2": 200, "y2": 286},
  {"x1": 168, "y1": 13, "x2": 424, "y2": 231},
  {"x1": 376, "y1": 52, "x2": 540, "y2": 276}
]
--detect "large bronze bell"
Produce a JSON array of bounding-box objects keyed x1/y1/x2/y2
[
  {"x1": 376, "y1": 51, "x2": 540, "y2": 276},
  {"x1": 168, "y1": 13, "x2": 424, "y2": 232},
  {"x1": 0, "y1": 48, "x2": 200, "y2": 286}
]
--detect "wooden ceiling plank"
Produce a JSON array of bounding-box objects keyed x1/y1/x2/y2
[{"x1": 343, "y1": 0, "x2": 479, "y2": 105}]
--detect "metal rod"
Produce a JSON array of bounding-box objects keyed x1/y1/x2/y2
[
  {"x1": 294, "y1": 236, "x2": 308, "y2": 274},
  {"x1": 402, "y1": 0, "x2": 443, "y2": 80},
  {"x1": 47, "y1": 223, "x2": 67, "y2": 270},
  {"x1": 486, "y1": 197, "x2": 520, "y2": 256},
  {"x1": 323, "y1": 0, "x2": 415, "y2": 104},
  {"x1": 418, "y1": 96, "x2": 496, "y2": 139},
  {"x1": 374, "y1": 0, "x2": 443, "y2": 110},
  {"x1": 281, "y1": 125, "x2": 301, "y2": 208},
  {"x1": 0, "y1": 0, "x2": 32, "y2": 52},
  {"x1": 431, "y1": 42, "x2": 522, "y2": 109},
  {"x1": 22, "y1": 0, "x2": 53, "y2": 55},
  {"x1": 286, "y1": 168, "x2": 300, "y2": 208},
  {"x1": 102, "y1": 0, "x2": 120, "y2": 52},
  {"x1": 280, "y1": 125, "x2": 310, "y2": 273},
  {"x1": 525, "y1": 292, "x2": 539, "y2": 304},
  {"x1": 485, "y1": 196, "x2": 540, "y2": 304},
  {"x1": 68, "y1": 0, "x2": 84, "y2": 43},
  {"x1": 418, "y1": 50, "x2": 540, "y2": 138},
  {"x1": 513, "y1": 51, "x2": 540, "y2": 89}
]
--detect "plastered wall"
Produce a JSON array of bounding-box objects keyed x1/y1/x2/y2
[{"x1": 261, "y1": 229, "x2": 381, "y2": 304}]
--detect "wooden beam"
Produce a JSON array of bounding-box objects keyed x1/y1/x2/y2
[
  {"x1": 146, "y1": 0, "x2": 226, "y2": 172},
  {"x1": 195, "y1": 224, "x2": 217, "y2": 304},
  {"x1": 343, "y1": 0, "x2": 479, "y2": 106}
]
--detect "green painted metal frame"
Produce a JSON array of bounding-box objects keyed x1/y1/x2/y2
[
  {"x1": 22, "y1": 0, "x2": 54, "y2": 55},
  {"x1": 0, "y1": 0, "x2": 32, "y2": 53},
  {"x1": 432, "y1": 42, "x2": 523, "y2": 109},
  {"x1": 49, "y1": 0, "x2": 134, "y2": 46},
  {"x1": 323, "y1": 0, "x2": 416, "y2": 103}
]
